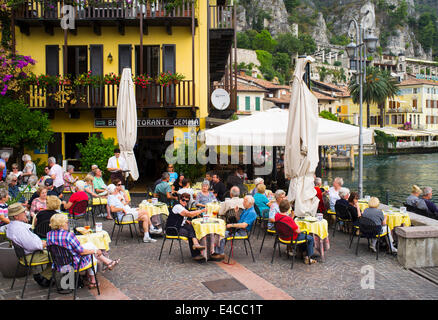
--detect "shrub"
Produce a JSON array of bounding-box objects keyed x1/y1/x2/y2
[{"x1": 76, "y1": 135, "x2": 116, "y2": 181}]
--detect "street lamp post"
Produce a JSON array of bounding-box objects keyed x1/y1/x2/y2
[{"x1": 346, "y1": 15, "x2": 378, "y2": 199}]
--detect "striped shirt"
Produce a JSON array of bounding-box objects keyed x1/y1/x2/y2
[{"x1": 46, "y1": 229, "x2": 91, "y2": 271}]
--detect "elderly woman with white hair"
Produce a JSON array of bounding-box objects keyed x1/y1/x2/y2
[
  {"x1": 416, "y1": 187, "x2": 438, "y2": 218},
  {"x1": 61, "y1": 180, "x2": 89, "y2": 216},
  {"x1": 211, "y1": 195, "x2": 257, "y2": 261},
  {"x1": 21, "y1": 154, "x2": 37, "y2": 185},
  {"x1": 268, "y1": 189, "x2": 287, "y2": 229},
  {"x1": 63, "y1": 165, "x2": 78, "y2": 192},
  {"x1": 406, "y1": 185, "x2": 422, "y2": 207},
  {"x1": 46, "y1": 213, "x2": 120, "y2": 289},
  {"x1": 335, "y1": 187, "x2": 361, "y2": 232},
  {"x1": 195, "y1": 180, "x2": 217, "y2": 207},
  {"x1": 250, "y1": 177, "x2": 264, "y2": 196}
]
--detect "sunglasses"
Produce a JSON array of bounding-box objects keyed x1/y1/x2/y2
[
  {"x1": 181, "y1": 199, "x2": 189, "y2": 202},
  {"x1": 116, "y1": 183, "x2": 122, "y2": 186}
]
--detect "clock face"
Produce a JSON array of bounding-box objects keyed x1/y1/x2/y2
[{"x1": 211, "y1": 88, "x2": 230, "y2": 110}]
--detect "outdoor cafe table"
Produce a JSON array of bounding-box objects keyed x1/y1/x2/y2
[
  {"x1": 358, "y1": 201, "x2": 411, "y2": 231},
  {"x1": 76, "y1": 230, "x2": 111, "y2": 251},
  {"x1": 139, "y1": 201, "x2": 169, "y2": 217},
  {"x1": 295, "y1": 217, "x2": 330, "y2": 262},
  {"x1": 192, "y1": 217, "x2": 226, "y2": 261},
  {"x1": 205, "y1": 202, "x2": 221, "y2": 216}
]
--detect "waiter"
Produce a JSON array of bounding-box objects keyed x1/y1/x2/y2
[{"x1": 107, "y1": 148, "x2": 128, "y2": 185}]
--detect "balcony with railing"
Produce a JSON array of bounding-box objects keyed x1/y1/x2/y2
[
  {"x1": 25, "y1": 80, "x2": 195, "y2": 109},
  {"x1": 14, "y1": 0, "x2": 196, "y2": 32}
]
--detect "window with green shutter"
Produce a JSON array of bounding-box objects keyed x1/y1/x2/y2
[
  {"x1": 255, "y1": 97, "x2": 260, "y2": 111},
  {"x1": 245, "y1": 96, "x2": 250, "y2": 111},
  {"x1": 237, "y1": 96, "x2": 239, "y2": 110}
]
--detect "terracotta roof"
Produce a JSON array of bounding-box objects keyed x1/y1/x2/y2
[
  {"x1": 399, "y1": 75, "x2": 438, "y2": 87},
  {"x1": 236, "y1": 74, "x2": 290, "y2": 90},
  {"x1": 311, "y1": 79, "x2": 351, "y2": 97},
  {"x1": 312, "y1": 91, "x2": 337, "y2": 101},
  {"x1": 265, "y1": 92, "x2": 291, "y2": 105},
  {"x1": 237, "y1": 83, "x2": 268, "y2": 92}
]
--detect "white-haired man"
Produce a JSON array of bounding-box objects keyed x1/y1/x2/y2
[
  {"x1": 0, "y1": 152, "x2": 10, "y2": 181},
  {"x1": 218, "y1": 186, "x2": 244, "y2": 218},
  {"x1": 211, "y1": 195, "x2": 257, "y2": 261},
  {"x1": 328, "y1": 177, "x2": 343, "y2": 211},
  {"x1": 48, "y1": 157, "x2": 64, "y2": 194},
  {"x1": 61, "y1": 180, "x2": 89, "y2": 215}
]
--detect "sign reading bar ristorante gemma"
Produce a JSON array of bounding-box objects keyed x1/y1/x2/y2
[{"x1": 95, "y1": 118, "x2": 200, "y2": 128}]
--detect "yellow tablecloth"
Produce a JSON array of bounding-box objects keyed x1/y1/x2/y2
[
  {"x1": 245, "y1": 184, "x2": 256, "y2": 193},
  {"x1": 383, "y1": 210, "x2": 411, "y2": 230},
  {"x1": 192, "y1": 218, "x2": 226, "y2": 240},
  {"x1": 139, "y1": 203, "x2": 169, "y2": 217},
  {"x1": 358, "y1": 202, "x2": 369, "y2": 212},
  {"x1": 92, "y1": 197, "x2": 107, "y2": 206},
  {"x1": 77, "y1": 230, "x2": 111, "y2": 251},
  {"x1": 296, "y1": 219, "x2": 328, "y2": 240},
  {"x1": 205, "y1": 202, "x2": 221, "y2": 216}
]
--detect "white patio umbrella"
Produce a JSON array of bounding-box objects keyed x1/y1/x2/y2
[
  {"x1": 116, "y1": 68, "x2": 139, "y2": 181},
  {"x1": 284, "y1": 57, "x2": 319, "y2": 217},
  {"x1": 204, "y1": 109, "x2": 373, "y2": 146}
]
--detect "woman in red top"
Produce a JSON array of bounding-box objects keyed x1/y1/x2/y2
[
  {"x1": 274, "y1": 200, "x2": 316, "y2": 265},
  {"x1": 314, "y1": 177, "x2": 325, "y2": 213}
]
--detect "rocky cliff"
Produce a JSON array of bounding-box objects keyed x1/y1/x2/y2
[{"x1": 236, "y1": 0, "x2": 438, "y2": 60}]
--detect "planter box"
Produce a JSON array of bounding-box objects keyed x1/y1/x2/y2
[{"x1": 0, "y1": 242, "x2": 27, "y2": 278}]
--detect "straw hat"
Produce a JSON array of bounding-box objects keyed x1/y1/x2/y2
[{"x1": 8, "y1": 203, "x2": 26, "y2": 217}]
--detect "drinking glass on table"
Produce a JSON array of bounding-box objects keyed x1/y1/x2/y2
[{"x1": 400, "y1": 207, "x2": 407, "y2": 215}]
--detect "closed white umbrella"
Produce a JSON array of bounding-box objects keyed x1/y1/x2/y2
[
  {"x1": 284, "y1": 57, "x2": 319, "y2": 217},
  {"x1": 116, "y1": 68, "x2": 139, "y2": 181}
]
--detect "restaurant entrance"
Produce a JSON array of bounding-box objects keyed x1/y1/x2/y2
[{"x1": 134, "y1": 127, "x2": 171, "y2": 186}]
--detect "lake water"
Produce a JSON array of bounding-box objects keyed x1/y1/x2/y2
[{"x1": 322, "y1": 153, "x2": 438, "y2": 207}]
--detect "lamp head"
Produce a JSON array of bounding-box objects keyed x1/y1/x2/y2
[
  {"x1": 346, "y1": 41, "x2": 357, "y2": 58},
  {"x1": 364, "y1": 29, "x2": 378, "y2": 53}
]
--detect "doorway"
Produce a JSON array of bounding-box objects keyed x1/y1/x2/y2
[{"x1": 134, "y1": 127, "x2": 171, "y2": 187}]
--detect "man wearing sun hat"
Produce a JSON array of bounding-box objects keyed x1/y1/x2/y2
[{"x1": 5, "y1": 203, "x2": 52, "y2": 287}]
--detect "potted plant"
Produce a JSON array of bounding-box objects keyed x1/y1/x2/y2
[
  {"x1": 0, "y1": 241, "x2": 27, "y2": 278},
  {"x1": 170, "y1": 72, "x2": 185, "y2": 84},
  {"x1": 134, "y1": 74, "x2": 153, "y2": 88}
]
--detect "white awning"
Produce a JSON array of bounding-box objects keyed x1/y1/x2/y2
[{"x1": 204, "y1": 108, "x2": 374, "y2": 146}]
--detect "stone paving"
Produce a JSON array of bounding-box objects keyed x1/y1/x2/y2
[{"x1": 1, "y1": 196, "x2": 438, "y2": 300}]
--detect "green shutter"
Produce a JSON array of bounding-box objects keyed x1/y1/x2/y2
[
  {"x1": 245, "y1": 96, "x2": 250, "y2": 111},
  {"x1": 255, "y1": 97, "x2": 260, "y2": 111},
  {"x1": 237, "y1": 96, "x2": 239, "y2": 109}
]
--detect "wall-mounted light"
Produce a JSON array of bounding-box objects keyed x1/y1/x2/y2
[{"x1": 107, "y1": 53, "x2": 113, "y2": 63}]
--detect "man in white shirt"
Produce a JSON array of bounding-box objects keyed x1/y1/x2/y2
[
  {"x1": 218, "y1": 186, "x2": 244, "y2": 218},
  {"x1": 328, "y1": 177, "x2": 343, "y2": 211},
  {"x1": 6, "y1": 203, "x2": 52, "y2": 287},
  {"x1": 48, "y1": 157, "x2": 65, "y2": 194},
  {"x1": 107, "y1": 148, "x2": 128, "y2": 185}
]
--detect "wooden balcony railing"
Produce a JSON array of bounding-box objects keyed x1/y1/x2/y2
[
  {"x1": 208, "y1": 4, "x2": 234, "y2": 29},
  {"x1": 26, "y1": 80, "x2": 195, "y2": 109},
  {"x1": 15, "y1": 0, "x2": 194, "y2": 20}
]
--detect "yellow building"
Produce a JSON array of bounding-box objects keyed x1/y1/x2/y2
[{"x1": 12, "y1": 0, "x2": 236, "y2": 180}]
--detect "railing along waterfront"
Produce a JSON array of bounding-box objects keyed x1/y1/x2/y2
[
  {"x1": 208, "y1": 4, "x2": 234, "y2": 29},
  {"x1": 15, "y1": 0, "x2": 194, "y2": 20},
  {"x1": 26, "y1": 80, "x2": 194, "y2": 109},
  {"x1": 392, "y1": 141, "x2": 438, "y2": 149}
]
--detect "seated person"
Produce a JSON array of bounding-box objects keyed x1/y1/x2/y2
[
  {"x1": 250, "y1": 178, "x2": 264, "y2": 196},
  {"x1": 347, "y1": 191, "x2": 362, "y2": 222},
  {"x1": 154, "y1": 172, "x2": 178, "y2": 205},
  {"x1": 226, "y1": 167, "x2": 248, "y2": 195},
  {"x1": 275, "y1": 200, "x2": 316, "y2": 265},
  {"x1": 30, "y1": 187, "x2": 48, "y2": 218},
  {"x1": 0, "y1": 189, "x2": 10, "y2": 233},
  {"x1": 107, "y1": 184, "x2": 161, "y2": 242},
  {"x1": 268, "y1": 189, "x2": 286, "y2": 229},
  {"x1": 173, "y1": 173, "x2": 185, "y2": 192},
  {"x1": 211, "y1": 195, "x2": 257, "y2": 261},
  {"x1": 314, "y1": 177, "x2": 325, "y2": 213},
  {"x1": 327, "y1": 177, "x2": 343, "y2": 211},
  {"x1": 167, "y1": 164, "x2": 178, "y2": 184},
  {"x1": 61, "y1": 181, "x2": 89, "y2": 216},
  {"x1": 406, "y1": 185, "x2": 422, "y2": 207},
  {"x1": 92, "y1": 168, "x2": 108, "y2": 196},
  {"x1": 211, "y1": 173, "x2": 226, "y2": 202},
  {"x1": 63, "y1": 165, "x2": 78, "y2": 193},
  {"x1": 177, "y1": 178, "x2": 196, "y2": 208},
  {"x1": 362, "y1": 197, "x2": 397, "y2": 254},
  {"x1": 47, "y1": 214, "x2": 120, "y2": 289},
  {"x1": 7, "y1": 174, "x2": 26, "y2": 204},
  {"x1": 218, "y1": 186, "x2": 244, "y2": 218},
  {"x1": 195, "y1": 180, "x2": 217, "y2": 207},
  {"x1": 335, "y1": 187, "x2": 361, "y2": 222},
  {"x1": 10, "y1": 163, "x2": 23, "y2": 185},
  {"x1": 44, "y1": 178, "x2": 61, "y2": 198},
  {"x1": 84, "y1": 174, "x2": 101, "y2": 200},
  {"x1": 253, "y1": 184, "x2": 273, "y2": 218},
  {"x1": 37, "y1": 167, "x2": 51, "y2": 186},
  {"x1": 34, "y1": 195, "x2": 61, "y2": 233},
  {"x1": 6, "y1": 203, "x2": 52, "y2": 287},
  {"x1": 166, "y1": 193, "x2": 207, "y2": 261},
  {"x1": 416, "y1": 187, "x2": 438, "y2": 218}
]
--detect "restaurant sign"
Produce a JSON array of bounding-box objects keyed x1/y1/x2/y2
[{"x1": 95, "y1": 118, "x2": 200, "y2": 128}]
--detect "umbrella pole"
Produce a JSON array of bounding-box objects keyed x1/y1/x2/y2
[{"x1": 272, "y1": 146, "x2": 277, "y2": 190}]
